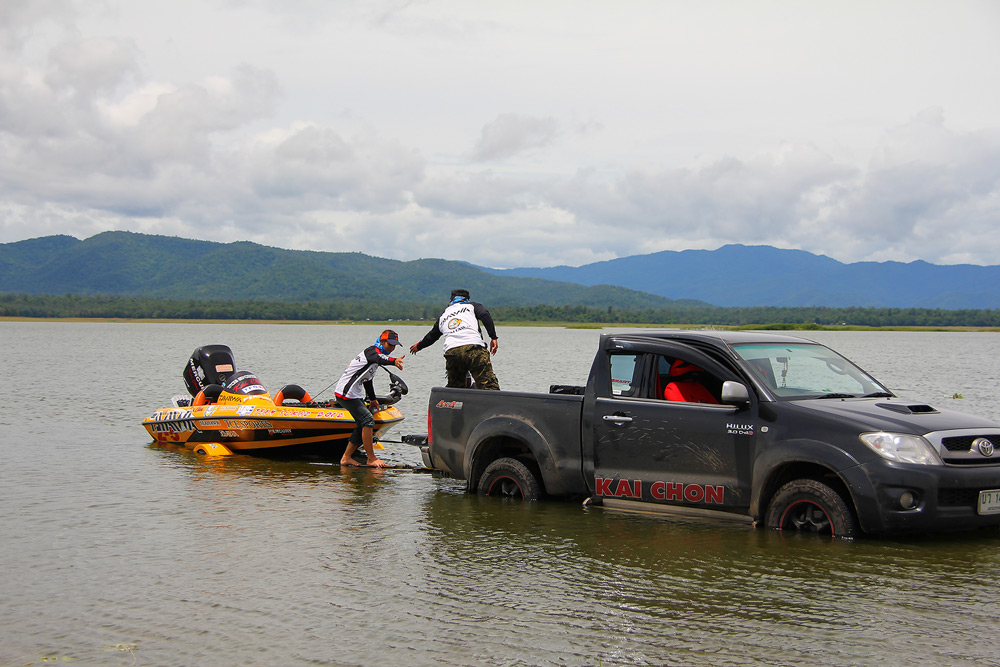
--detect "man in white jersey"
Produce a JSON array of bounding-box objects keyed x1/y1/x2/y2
[
  {"x1": 409, "y1": 289, "x2": 500, "y2": 390},
  {"x1": 335, "y1": 329, "x2": 404, "y2": 467}
]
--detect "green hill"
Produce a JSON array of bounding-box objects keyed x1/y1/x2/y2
[{"x1": 0, "y1": 231, "x2": 699, "y2": 309}]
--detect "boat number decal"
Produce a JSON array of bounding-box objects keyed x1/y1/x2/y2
[
  {"x1": 595, "y1": 476, "x2": 725, "y2": 504},
  {"x1": 150, "y1": 420, "x2": 196, "y2": 434},
  {"x1": 225, "y1": 419, "x2": 272, "y2": 430},
  {"x1": 435, "y1": 400, "x2": 464, "y2": 410}
]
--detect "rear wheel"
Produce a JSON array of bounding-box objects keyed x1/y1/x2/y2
[
  {"x1": 765, "y1": 478, "x2": 858, "y2": 538},
  {"x1": 477, "y1": 457, "x2": 542, "y2": 501}
]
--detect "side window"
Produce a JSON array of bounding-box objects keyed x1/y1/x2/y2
[
  {"x1": 608, "y1": 354, "x2": 640, "y2": 396},
  {"x1": 660, "y1": 354, "x2": 722, "y2": 404}
]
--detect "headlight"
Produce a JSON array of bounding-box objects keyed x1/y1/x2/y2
[{"x1": 859, "y1": 432, "x2": 943, "y2": 465}]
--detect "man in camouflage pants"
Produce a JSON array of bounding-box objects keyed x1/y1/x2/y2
[{"x1": 409, "y1": 289, "x2": 500, "y2": 390}]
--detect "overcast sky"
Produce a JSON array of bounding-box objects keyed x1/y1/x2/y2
[{"x1": 2, "y1": 0, "x2": 999, "y2": 268}]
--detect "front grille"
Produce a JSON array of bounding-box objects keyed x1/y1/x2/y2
[
  {"x1": 942, "y1": 436, "x2": 977, "y2": 452},
  {"x1": 940, "y1": 435, "x2": 999, "y2": 464}
]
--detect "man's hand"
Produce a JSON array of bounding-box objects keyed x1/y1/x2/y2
[
  {"x1": 394, "y1": 354, "x2": 405, "y2": 370},
  {"x1": 490, "y1": 338, "x2": 499, "y2": 355},
  {"x1": 409, "y1": 343, "x2": 420, "y2": 355}
]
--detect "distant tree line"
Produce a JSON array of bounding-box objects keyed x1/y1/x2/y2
[
  {"x1": 498, "y1": 304, "x2": 1000, "y2": 327},
  {"x1": 3, "y1": 293, "x2": 1000, "y2": 328}
]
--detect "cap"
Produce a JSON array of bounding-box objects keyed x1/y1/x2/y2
[{"x1": 380, "y1": 330, "x2": 401, "y2": 347}]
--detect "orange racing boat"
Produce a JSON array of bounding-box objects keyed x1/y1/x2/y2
[{"x1": 142, "y1": 345, "x2": 405, "y2": 456}]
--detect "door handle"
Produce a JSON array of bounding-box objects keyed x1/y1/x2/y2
[{"x1": 602, "y1": 414, "x2": 633, "y2": 424}]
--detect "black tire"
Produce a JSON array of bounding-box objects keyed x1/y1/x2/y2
[
  {"x1": 477, "y1": 457, "x2": 543, "y2": 501},
  {"x1": 765, "y1": 478, "x2": 858, "y2": 538}
]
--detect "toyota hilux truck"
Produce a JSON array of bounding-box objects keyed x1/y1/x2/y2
[{"x1": 419, "y1": 330, "x2": 1000, "y2": 538}]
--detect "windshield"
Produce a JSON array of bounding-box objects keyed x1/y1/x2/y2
[{"x1": 732, "y1": 343, "x2": 890, "y2": 399}]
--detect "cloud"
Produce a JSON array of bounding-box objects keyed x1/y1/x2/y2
[
  {"x1": 2, "y1": 2, "x2": 1000, "y2": 273},
  {"x1": 469, "y1": 113, "x2": 558, "y2": 162}
]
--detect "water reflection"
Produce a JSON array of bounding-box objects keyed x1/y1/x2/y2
[{"x1": 415, "y1": 492, "x2": 1000, "y2": 666}]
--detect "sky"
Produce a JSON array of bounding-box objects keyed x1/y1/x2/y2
[{"x1": 1, "y1": 0, "x2": 999, "y2": 269}]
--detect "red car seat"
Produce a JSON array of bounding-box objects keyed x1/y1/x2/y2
[{"x1": 664, "y1": 359, "x2": 718, "y2": 404}]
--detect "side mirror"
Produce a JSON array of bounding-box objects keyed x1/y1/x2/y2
[{"x1": 721, "y1": 381, "x2": 751, "y2": 407}]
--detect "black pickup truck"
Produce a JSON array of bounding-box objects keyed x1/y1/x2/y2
[{"x1": 419, "y1": 330, "x2": 1000, "y2": 537}]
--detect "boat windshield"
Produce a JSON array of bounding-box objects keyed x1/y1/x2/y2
[{"x1": 732, "y1": 342, "x2": 890, "y2": 400}]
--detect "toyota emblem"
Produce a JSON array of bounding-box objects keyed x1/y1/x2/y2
[{"x1": 974, "y1": 437, "x2": 995, "y2": 457}]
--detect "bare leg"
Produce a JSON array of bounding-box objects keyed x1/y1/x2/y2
[
  {"x1": 340, "y1": 440, "x2": 360, "y2": 465},
  {"x1": 361, "y1": 426, "x2": 387, "y2": 467}
]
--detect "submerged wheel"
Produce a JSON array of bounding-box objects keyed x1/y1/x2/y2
[
  {"x1": 765, "y1": 478, "x2": 858, "y2": 538},
  {"x1": 477, "y1": 457, "x2": 542, "y2": 501}
]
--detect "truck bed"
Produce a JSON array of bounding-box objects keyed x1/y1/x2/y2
[{"x1": 425, "y1": 386, "x2": 589, "y2": 497}]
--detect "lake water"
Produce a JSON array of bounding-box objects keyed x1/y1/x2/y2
[{"x1": 2, "y1": 322, "x2": 1000, "y2": 666}]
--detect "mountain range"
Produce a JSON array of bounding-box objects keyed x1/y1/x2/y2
[
  {"x1": 0, "y1": 232, "x2": 695, "y2": 309},
  {"x1": 1, "y1": 232, "x2": 997, "y2": 310},
  {"x1": 485, "y1": 245, "x2": 1000, "y2": 309}
]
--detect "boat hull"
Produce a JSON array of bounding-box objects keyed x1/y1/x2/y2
[{"x1": 142, "y1": 402, "x2": 404, "y2": 456}]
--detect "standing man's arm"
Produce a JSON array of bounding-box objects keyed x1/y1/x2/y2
[
  {"x1": 474, "y1": 303, "x2": 499, "y2": 354},
  {"x1": 410, "y1": 320, "x2": 443, "y2": 354}
]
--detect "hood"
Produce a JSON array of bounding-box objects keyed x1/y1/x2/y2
[{"x1": 786, "y1": 396, "x2": 1000, "y2": 434}]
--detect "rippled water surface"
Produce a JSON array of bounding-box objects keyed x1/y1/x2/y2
[{"x1": 2, "y1": 323, "x2": 1000, "y2": 666}]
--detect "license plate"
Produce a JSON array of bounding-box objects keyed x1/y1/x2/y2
[{"x1": 977, "y1": 489, "x2": 1000, "y2": 515}]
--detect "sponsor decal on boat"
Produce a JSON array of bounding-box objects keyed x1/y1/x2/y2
[
  {"x1": 237, "y1": 405, "x2": 255, "y2": 416},
  {"x1": 314, "y1": 410, "x2": 348, "y2": 419},
  {"x1": 198, "y1": 420, "x2": 221, "y2": 427},
  {"x1": 279, "y1": 409, "x2": 313, "y2": 417},
  {"x1": 153, "y1": 408, "x2": 193, "y2": 422},
  {"x1": 269, "y1": 429, "x2": 292, "y2": 435},
  {"x1": 595, "y1": 476, "x2": 725, "y2": 504},
  {"x1": 150, "y1": 420, "x2": 196, "y2": 434},
  {"x1": 225, "y1": 419, "x2": 272, "y2": 430}
]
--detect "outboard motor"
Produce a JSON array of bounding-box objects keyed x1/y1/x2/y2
[
  {"x1": 183, "y1": 345, "x2": 237, "y2": 396},
  {"x1": 373, "y1": 370, "x2": 409, "y2": 406}
]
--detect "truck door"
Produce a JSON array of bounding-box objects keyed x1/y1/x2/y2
[{"x1": 589, "y1": 344, "x2": 755, "y2": 517}]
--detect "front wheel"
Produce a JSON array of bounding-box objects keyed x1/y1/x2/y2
[
  {"x1": 477, "y1": 457, "x2": 542, "y2": 501},
  {"x1": 765, "y1": 478, "x2": 858, "y2": 538}
]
